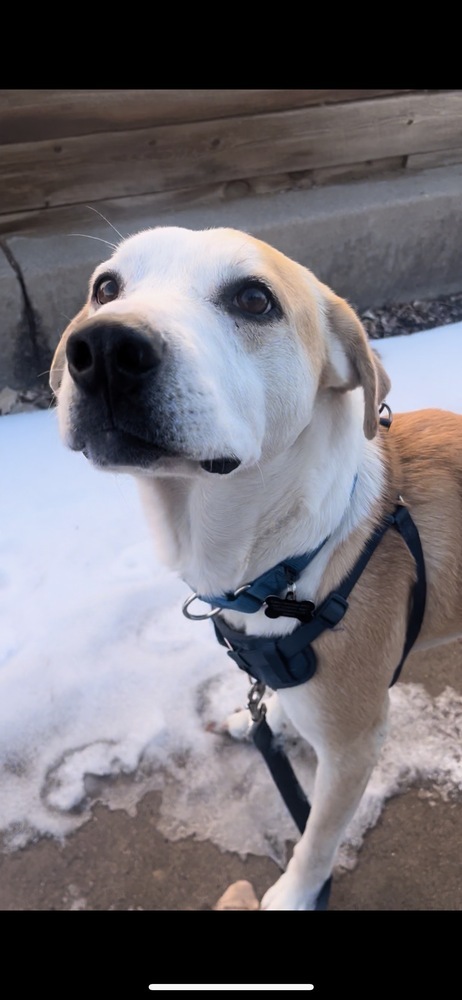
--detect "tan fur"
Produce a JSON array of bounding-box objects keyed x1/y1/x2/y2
[
  {"x1": 321, "y1": 291, "x2": 392, "y2": 438},
  {"x1": 50, "y1": 226, "x2": 462, "y2": 909},
  {"x1": 50, "y1": 304, "x2": 90, "y2": 395}
]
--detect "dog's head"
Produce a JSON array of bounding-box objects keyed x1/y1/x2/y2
[{"x1": 50, "y1": 226, "x2": 390, "y2": 477}]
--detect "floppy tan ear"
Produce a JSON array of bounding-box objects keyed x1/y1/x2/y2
[
  {"x1": 49, "y1": 304, "x2": 91, "y2": 395},
  {"x1": 321, "y1": 289, "x2": 391, "y2": 439}
]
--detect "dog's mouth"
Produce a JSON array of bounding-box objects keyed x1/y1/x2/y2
[
  {"x1": 200, "y1": 457, "x2": 241, "y2": 475},
  {"x1": 78, "y1": 427, "x2": 241, "y2": 475}
]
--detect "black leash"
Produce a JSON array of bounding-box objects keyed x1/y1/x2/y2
[{"x1": 248, "y1": 682, "x2": 332, "y2": 910}]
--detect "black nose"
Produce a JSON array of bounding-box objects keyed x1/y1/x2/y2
[{"x1": 66, "y1": 319, "x2": 164, "y2": 394}]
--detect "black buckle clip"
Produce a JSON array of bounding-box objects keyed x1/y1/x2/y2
[
  {"x1": 315, "y1": 592, "x2": 348, "y2": 627},
  {"x1": 264, "y1": 595, "x2": 315, "y2": 622},
  {"x1": 379, "y1": 402, "x2": 393, "y2": 430}
]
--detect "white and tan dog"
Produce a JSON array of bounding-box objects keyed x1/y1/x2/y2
[{"x1": 50, "y1": 226, "x2": 462, "y2": 910}]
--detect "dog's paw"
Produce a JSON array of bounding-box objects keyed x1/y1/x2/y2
[
  {"x1": 260, "y1": 871, "x2": 318, "y2": 911},
  {"x1": 213, "y1": 879, "x2": 260, "y2": 910},
  {"x1": 223, "y1": 707, "x2": 253, "y2": 740}
]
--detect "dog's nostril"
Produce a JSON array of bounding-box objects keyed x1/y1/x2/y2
[{"x1": 69, "y1": 338, "x2": 93, "y2": 373}]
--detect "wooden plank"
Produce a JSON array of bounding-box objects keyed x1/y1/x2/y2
[
  {"x1": 407, "y1": 146, "x2": 462, "y2": 169},
  {"x1": 0, "y1": 183, "x2": 231, "y2": 235},
  {"x1": 1, "y1": 91, "x2": 460, "y2": 216},
  {"x1": 0, "y1": 89, "x2": 416, "y2": 144},
  {"x1": 311, "y1": 155, "x2": 406, "y2": 186},
  {"x1": 0, "y1": 155, "x2": 408, "y2": 237}
]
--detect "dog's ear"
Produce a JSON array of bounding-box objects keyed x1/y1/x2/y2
[
  {"x1": 321, "y1": 289, "x2": 391, "y2": 439},
  {"x1": 49, "y1": 304, "x2": 90, "y2": 395}
]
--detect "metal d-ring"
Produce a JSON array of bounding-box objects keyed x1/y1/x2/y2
[
  {"x1": 182, "y1": 582, "x2": 251, "y2": 620},
  {"x1": 182, "y1": 594, "x2": 221, "y2": 620}
]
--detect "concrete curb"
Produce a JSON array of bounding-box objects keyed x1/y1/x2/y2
[{"x1": 1, "y1": 163, "x2": 462, "y2": 394}]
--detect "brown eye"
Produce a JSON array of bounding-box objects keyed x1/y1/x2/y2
[
  {"x1": 234, "y1": 284, "x2": 273, "y2": 316},
  {"x1": 94, "y1": 275, "x2": 120, "y2": 305}
]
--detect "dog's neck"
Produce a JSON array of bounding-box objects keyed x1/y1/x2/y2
[{"x1": 136, "y1": 389, "x2": 384, "y2": 598}]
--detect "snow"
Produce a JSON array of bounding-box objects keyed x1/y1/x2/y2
[{"x1": 1, "y1": 322, "x2": 462, "y2": 869}]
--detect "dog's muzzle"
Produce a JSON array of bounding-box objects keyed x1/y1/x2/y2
[{"x1": 64, "y1": 318, "x2": 241, "y2": 475}]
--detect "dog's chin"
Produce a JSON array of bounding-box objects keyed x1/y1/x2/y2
[
  {"x1": 78, "y1": 428, "x2": 171, "y2": 471},
  {"x1": 74, "y1": 429, "x2": 241, "y2": 476}
]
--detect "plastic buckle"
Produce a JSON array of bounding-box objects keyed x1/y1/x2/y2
[{"x1": 315, "y1": 592, "x2": 348, "y2": 627}]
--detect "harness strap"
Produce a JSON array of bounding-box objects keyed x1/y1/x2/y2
[
  {"x1": 213, "y1": 503, "x2": 426, "y2": 691},
  {"x1": 388, "y1": 503, "x2": 427, "y2": 686},
  {"x1": 194, "y1": 538, "x2": 330, "y2": 615}
]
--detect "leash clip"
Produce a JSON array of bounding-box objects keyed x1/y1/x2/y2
[{"x1": 247, "y1": 680, "x2": 267, "y2": 723}]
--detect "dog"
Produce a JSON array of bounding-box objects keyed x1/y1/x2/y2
[{"x1": 50, "y1": 225, "x2": 462, "y2": 910}]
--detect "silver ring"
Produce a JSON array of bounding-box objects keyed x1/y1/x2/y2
[
  {"x1": 182, "y1": 593, "x2": 221, "y2": 620},
  {"x1": 182, "y1": 582, "x2": 251, "y2": 620}
]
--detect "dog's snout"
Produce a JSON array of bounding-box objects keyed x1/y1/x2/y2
[{"x1": 66, "y1": 320, "x2": 164, "y2": 393}]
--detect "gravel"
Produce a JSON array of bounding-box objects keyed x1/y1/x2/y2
[{"x1": 358, "y1": 290, "x2": 462, "y2": 340}]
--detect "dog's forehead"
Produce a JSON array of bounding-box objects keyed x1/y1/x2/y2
[{"x1": 100, "y1": 226, "x2": 296, "y2": 290}]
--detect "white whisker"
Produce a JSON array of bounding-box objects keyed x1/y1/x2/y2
[
  {"x1": 68, "y1": 233, "x2": 118, "y2": 250},
  {"x1": 85, "y1": 205, "x2": 125, "y2": 242},
  {"x1": 255, "y1": 461, "x2": 266, "y2": 488}
]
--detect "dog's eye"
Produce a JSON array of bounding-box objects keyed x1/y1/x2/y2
[
  {"x1": 94, "y1": 275, "x2": 120, "y2": 305},
  {"x1": 233, "y1": 284, "x2": 274, "y2": 316}
]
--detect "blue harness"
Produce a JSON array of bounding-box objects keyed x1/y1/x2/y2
[{"x1": 211, "y1": 501, "x2": 426, "y2": 691}]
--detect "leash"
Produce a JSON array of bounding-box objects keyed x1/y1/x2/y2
[{"x1": 247, "y1": 680, "x2": 332, "y2": 910}]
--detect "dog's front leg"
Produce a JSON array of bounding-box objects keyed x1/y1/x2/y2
[{"x1": 261, "y1": 691, "x2": 389, "y2": 910}]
